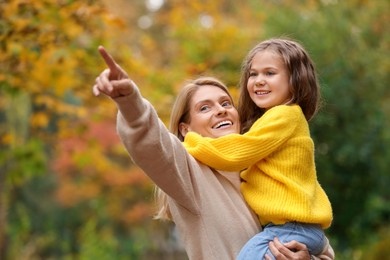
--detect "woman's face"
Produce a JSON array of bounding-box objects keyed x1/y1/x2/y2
[{"x1": 180, "y1": 86, "x2": 240, "y2": 139}]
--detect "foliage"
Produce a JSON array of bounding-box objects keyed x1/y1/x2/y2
[
  {"x1": 0, "y1": 0, "x2": 158, "y2": 258},
  {"x1": 1, "y1": 0, "x2": 389, "y2": 259}
]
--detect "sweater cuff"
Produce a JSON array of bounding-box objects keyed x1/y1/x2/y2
[{"x1": 113, "y1": 89, "x2": 147, "y2": 124}]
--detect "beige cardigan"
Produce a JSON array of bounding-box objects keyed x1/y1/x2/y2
[{"x1": 113, "y1": 88, "x2": 334, "y2": 260}]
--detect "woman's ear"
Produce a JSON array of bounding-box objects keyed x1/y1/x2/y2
[{"x1": 179, "y1": 122, "x2": 189, "y2": 137}]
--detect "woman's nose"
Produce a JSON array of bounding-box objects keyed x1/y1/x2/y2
[{"x1": 215, "y1": 105, "x2": 227, "y2": 115}]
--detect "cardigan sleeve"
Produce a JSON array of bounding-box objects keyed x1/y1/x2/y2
[
  {"x1": 114, "y1": 89, "x2": 200, "y2": 214},
  {"x1": 183, "y1": 105, "x2": 300, "y2": 171}
]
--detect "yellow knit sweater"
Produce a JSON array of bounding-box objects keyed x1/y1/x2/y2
[{"x1": 184, "y1": 105, "x2": 332, "y2": 228}]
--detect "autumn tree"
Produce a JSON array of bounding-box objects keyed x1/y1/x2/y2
[
  {"x1": 0, "y1": 0, "x2": 131, "y2": 257},
  {"x1": 1, "y1": 0, "x2": 389, "y2": 259}
]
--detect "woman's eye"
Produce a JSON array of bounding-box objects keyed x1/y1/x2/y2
[
  {"x1": 200, "y1": 105, "x2": 209, "y2": 112},
  {"x1": 222, "y1": 101, "x2": 232, "y2": 107}
]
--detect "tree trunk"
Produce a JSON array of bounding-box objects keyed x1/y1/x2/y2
[{"x1": 0, "y1": 166, "x2": 8, "y2": 260}]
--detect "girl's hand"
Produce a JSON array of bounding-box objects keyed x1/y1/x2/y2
[
  {"x1": 265, "y1": 237, "x2": 311, "y2": 260},
  {"x1": 93, "y1": 46, "x2": 136, "y2": 98}
]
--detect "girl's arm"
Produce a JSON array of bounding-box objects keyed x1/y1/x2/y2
[{"x1": 183, "y1": 105, "x2": 300, "y2": 171}]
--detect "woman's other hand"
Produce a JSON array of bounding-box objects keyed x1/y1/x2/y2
[{"x1": 265, "y1": 237, "x2": 311, "y2": 260}]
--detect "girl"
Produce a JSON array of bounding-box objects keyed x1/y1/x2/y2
[{"x1": 183, "y1": 38, "x2": 333, "y2": 259}]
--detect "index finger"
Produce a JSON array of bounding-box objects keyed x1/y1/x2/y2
[{"x1": 98, "y1": 46, "x2": 118, "y2": 72}]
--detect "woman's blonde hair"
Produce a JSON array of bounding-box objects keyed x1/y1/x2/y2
[{"x1": 154, "y1": 76, "x2": 232, "y2": 220}]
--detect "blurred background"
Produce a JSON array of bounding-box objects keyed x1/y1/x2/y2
[{"x1": 0, "y1": 0, "x2": 389, "y2": 259}]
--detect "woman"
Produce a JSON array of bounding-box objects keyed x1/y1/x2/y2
[{"x1": 92, "y1": 46, "x2": 334, "y2": 259}]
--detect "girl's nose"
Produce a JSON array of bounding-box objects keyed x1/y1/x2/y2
[{"x1": 255, "y1": 77, "x2": 266, "y2": 86}]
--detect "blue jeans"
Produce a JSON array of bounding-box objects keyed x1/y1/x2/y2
[{"x1": 237, "y1": 222, "x2": 325, "y2": 260}]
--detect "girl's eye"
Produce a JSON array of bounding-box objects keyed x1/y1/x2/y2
[
  {"x1": 265, "y1": 71, "x2": 275, "y2": 76},
  {"x1": 249, "y1": 72, "x2": 257, "y2": 77}
]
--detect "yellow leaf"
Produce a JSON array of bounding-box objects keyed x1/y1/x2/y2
[
  {"x1": 2, "y1": 133, "x2": 15, "y2": 145},
  {"x1": 30, "y1": 112, "x2": 49, "y2": 128}
]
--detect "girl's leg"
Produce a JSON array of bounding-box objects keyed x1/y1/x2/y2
[
  {"x1": 272, "y1": 222, "x2": 326, "y2": 255},
  {"x1": 236, "y1": 230, "x2": 274, "y2": 260}
]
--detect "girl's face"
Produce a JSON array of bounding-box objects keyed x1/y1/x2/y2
[
  {"x1": 247, "y1": 50, "x2": 292, "y2": 110},
  {"x1": 179, "y1": 86, "x2": 240, "y2": 139}
]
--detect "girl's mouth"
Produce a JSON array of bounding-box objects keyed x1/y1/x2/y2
[{"x1": 255, "y1": 91, "x2": 271, "y2": 95}]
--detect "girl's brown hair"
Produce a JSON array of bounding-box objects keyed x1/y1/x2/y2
[
  {"x1": 154, "y1": 76, "x2": 233, "y2": 220},
  {"x1": 238, "y1": 38, "x2": 321, "y2": 133}
]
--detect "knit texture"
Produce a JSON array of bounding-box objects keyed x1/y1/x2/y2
[{"x1": 184, "y1": 105, "x2": 333, "y2": 228}]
